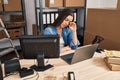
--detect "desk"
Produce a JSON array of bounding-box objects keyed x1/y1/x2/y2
[{"x1": 3, "y1": 51, "x2": 120, "y2": 80}]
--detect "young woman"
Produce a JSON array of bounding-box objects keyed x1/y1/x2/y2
[{"x1": 43, "y1": 9, "x2": 80, "y2": 52}]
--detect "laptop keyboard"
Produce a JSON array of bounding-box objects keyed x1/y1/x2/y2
[{"x1": 60, "y1": 53, "x2": 74, "y2": 63}]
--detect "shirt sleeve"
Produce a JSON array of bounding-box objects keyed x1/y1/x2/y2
[
  {"x1": 43, "y1": 27, "x2": 53, "y2": 35},
  {"x1": 67, "y1": 29, "x2": 80, "y2": 49},
  {"x1": 43, "y1": 26, "x2": 57, "y2": 35},
  {"x1": 43, "y1": 27, "x2": 55, "y2": 35}
]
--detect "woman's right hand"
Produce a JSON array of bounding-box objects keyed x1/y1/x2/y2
[
  {"x1": 69, "y1": 22, "x2": 77, "y2": 32},
  {"x1": 61, "y1": 46, "x2": 72, "y2": 53}
]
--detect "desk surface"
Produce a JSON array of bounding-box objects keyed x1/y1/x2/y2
[{"x1": 3, "y1": 51, "x2": 120, "y2": 80}]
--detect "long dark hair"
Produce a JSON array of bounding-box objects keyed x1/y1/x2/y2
[{"x1": 53, "y1": 9, "x2": 74, "y2": 27}]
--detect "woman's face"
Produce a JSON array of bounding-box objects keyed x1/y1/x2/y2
[{"x1": 60, "y1": 15, "x2": 73, "y2": 28}]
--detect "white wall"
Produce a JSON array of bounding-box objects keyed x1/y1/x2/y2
[
  {"x1": 24, "y1": 0, "x2": 36, "y2": 35},
  {"x1": 87, "y1": 0, "x2": 101, "y2": 8},
  {"x1": 87, "y1": 0, "x2": 118, "y2": 8},
  {"x1": 25, "y1": 0, "x2": 118, "y2": 34},
  {"x1": 100, "y1": 0, "x2": 118, "y2": 8}
]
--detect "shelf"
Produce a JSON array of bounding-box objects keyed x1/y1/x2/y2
[
  {"x1": 0, "y1": 11, "x2": 23, "y2": 14},
  {"x1": 36, "y1": 6, "x2": 85, "y2": 10}
]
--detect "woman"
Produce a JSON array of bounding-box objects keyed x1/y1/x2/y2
[{"x1": 43, "y1": 9, "x2": 80, "y2": 52}]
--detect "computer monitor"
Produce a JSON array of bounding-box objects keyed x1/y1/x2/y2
[{"x1": 19, "y1": 35, "x2": 60, "y2": 71}]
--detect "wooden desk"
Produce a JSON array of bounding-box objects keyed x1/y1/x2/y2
[{"x1": 3, "y1": 51, "x2": 120, "y2": 80}]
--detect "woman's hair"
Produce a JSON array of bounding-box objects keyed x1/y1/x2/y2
[{"x1": 53, "y1": 9, "x2": 74, "y2": 27}]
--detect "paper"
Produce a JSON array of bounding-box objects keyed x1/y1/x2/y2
[
  {"x1": 105, "y1": 50, "x2": 120, "y2": 57},
  {"x1": 3, "y1": 0, "x2": 8, "y2": 4},
  {"x1": 50, "y1": 0, "x2": 54, "y2": 4}
]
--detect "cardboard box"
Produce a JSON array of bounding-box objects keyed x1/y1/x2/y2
[
  {"x1": 84, "y1": 31, "x2": 95, "y2": 45},
  {"x1": 32, "y1": 24, "x2": 37, "y2": 35},
  {"x1": 10, "y1": 15, "x2": 24, "y2": 22},
  {"x1": 117, "y1": 0, "x2": 120, "y2": 9},
  {"x1": 104, "y1": 57, "x2": 120, "y2": 71},
  {"x1": 85, "y1": 8, "x2": 120, "y2": 50},
  {"x1": 0, "y1": 31, "x2": 6, "y2": 39},
  {"x1": 106, "y1": 57, "x2": 120, "y2": 65},
  {"x1": 5, "y1": 21, "x2": 25, "y2": 28},
  {"x1": 32, "y1": 24, "x2": 41, "y2": 35},
  {"x1": 0, "y1": 0, "x2": 3, "y2": 11},
  {"x1": 45, "y1": 0, "x2": 63, "y2": 7},
  {"x1": 63, "y1": 0, "x2": 84, "y2": 7},
  {"x1": 3, "y1": 0, "x2": 22, "y2": 11},
  {"x1": 8, "y1": 28, "x2": 22, "y2": 39}
]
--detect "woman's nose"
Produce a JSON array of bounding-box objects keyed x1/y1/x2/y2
[{"x1": 66, "y1": 21, "x2": 70, "y2": 26}]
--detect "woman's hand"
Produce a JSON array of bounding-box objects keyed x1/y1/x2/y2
[
  {"x1": 61, "y1": 46, "x2": 72, "y2": 53},
  {"x1": 69, "y1": 22, "x2": 78, "y2": 45},
  {"x1": 69, "y1": 22, "x2": 77, "y2": 32}
]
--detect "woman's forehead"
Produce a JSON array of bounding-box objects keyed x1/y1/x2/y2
[{"x1": 65, "y1": 15, "x2": 73, "y2": 21}]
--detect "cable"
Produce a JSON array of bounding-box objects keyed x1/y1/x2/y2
[{"x1": 3, "y1": 71, "x2": 19, "y2": 78}]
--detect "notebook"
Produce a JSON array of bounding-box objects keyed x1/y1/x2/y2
[{"x1": 60, "y1": 44, "x2": 99, "y2": 64}]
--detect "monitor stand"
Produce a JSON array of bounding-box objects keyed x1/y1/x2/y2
[{"x1": 30, "y1": 53, "x2": 53, "y2": 71}]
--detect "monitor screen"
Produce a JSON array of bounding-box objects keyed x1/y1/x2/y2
[{"x1": 19, "y1": 35, "x2": 60, "y2": 59}]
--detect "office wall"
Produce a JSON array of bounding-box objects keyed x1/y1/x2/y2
[{"x1": 24, "y1": 0, "x2": 35, "y2": 35}]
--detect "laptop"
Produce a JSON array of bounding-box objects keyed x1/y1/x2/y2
[{"x1": 60, "y1": 44, "x2": 99, "y2": 64}]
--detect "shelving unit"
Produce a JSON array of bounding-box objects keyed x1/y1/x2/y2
[
  {"x1": 0, "y1": 0, "x2": 27, "y2": 39},
  {"x1": 34, "y1": 0, "x2": 87, "y2": 46}
]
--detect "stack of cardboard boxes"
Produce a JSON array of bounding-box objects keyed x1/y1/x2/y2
[
  {"x1": 45, "y1": 0, "x2": 85, "y2": 7},
  {"x1": 0, "y1": 0, "x2": 24, "y2": 39},
  {"x1": 104, "y1": 50, "x2": 120, "y2": 71}
]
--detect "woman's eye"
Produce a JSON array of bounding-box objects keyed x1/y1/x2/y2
[{"x1": 65, "y1": 19, "x2": 68, "y2": 21}]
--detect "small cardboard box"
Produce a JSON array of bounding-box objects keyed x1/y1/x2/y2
[
  {"x1": 10, "y1": 15, "x2": 24, "y2": 22},
  {"x1": 32, "y1": 24, "x2": 37, "y2": 35},
  {"x1": 3, "y1": 0, "x2": 22, "y2": 11},
  {"x1": 8, "y1": 28, "x2": 22, "y2": 39},
  {"x1": 5, "y1": 21, "x2": 25, "y2": 28},
  {"x1": 0, "y1": 0, "x2": 3, "y2": 11},
  {"x1": 63, "y1": 0, "x2": 84, "y2": 7},
  {"x1": 45, "y1": 0, "x2": 63, "y2": 7}
]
